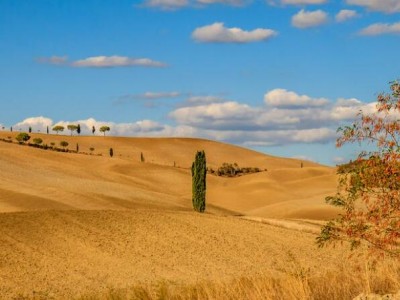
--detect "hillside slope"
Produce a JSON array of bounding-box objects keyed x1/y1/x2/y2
[{"x1": 0, "y1": 131, "x2": 338, "y2": 219}]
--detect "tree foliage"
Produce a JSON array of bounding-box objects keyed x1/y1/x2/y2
[
  {"x1": 109, "y1": 148, "x2": 113, "y2": 157},
  {"x1": 99, "y1": 126, "x2": 110, "y2": 136},
  {"x1": 52, "y1": 125, "x2": 64, "y2": 134},
  {"x1": 16, "y1": 132, "x2": 30, "y2": 143},
  {"x1": 33, "y1": 138, "x2": 43, "y2": 145},
  {"x1": 191, "y1": 150, "x2": 206, "y2": 213},
  {"x1": 317, "y1": 81, "x2": 400, "y2": 257},
  {"x1": 60, "y1": 141, "x2": 69, "y2": 149},
  {"x1": 67, "y1": 124, "x2": 78, "y2": 136}
]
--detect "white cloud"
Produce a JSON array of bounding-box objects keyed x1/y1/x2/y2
[
  {"x1": 335, "y1": 97, "x2": 362, "y2": 107},
  {"x1": 13, "y1": 89, "x2": 379, "y2": 149},
  {"x1": 291, "y1": 9, "x2": 329, "y2": 28},
  {"x1": 139, "y1": 92, "x2": 181, "y2": 99},
  {"x1": 142, "y1": 0, "x2": 189, "y2": 9},
  {"x1": 359, "y1": 22, "x2": 400, "y2": 36},
  {"x1": 192, "y1": 22, "x2": 278, "y2": 43},
  {"x1": 346, "y1": 0, "x2": 400, "y2": 13},
  {"x1": 14, "y1": 116, "x2": 54, "y2": 133},
  {"x1": 170, "y1": 101, "x2": 257, "y2": 129},
  {"x1": 72, "y1": 56, "x2": 167, "y2": 68},
  {"x1": 335, "y1": 9, "x2": 359, "y2": 22},
  {"x1": 330, "y1": 98, "x2": 375, "y2": 120},
  {"x1": 37, "y1": 56, "x2": 167, "y2": 68},
  {"x1": 264, "y1": 89, "x2": 329, "y2": 108},
  {"x1": 116, "y1": 92, "x2": 181, "y2": 103},
  {"x1": 183, "y1": 95, "x2": 229, "y2": 106},
  {"x1": 37, "y1": 56, "x2": 68, "y2": 65}
]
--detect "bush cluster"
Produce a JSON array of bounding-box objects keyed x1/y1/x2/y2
[{"x1": 208, "y1": 162, "x2": 262, "y2": 177}]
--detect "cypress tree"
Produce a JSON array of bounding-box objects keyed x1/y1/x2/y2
[
  {"x1": 109, "y1": 148, "x2": 114, "y2": 157},
  {"x1": 46, "y1": 126, "x2": 49, "y2": 134},
  {"x1": 141, "y1": 152, "x2": 145, "y2": 162},
  {"x1": 191, "y1": 150, "x2": 206, "y2": 213},
  {"x1": 77, "y1": 124, "x2": 81, "y2": 135}
]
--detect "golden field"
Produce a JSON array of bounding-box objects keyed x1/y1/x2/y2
[{"x1": 0, "y1": 131, "x2": 398, "y2": 299}]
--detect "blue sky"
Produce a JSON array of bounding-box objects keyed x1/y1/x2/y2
[{"x1": 0, "y1": 0, "x2": 399, "y2": 165}]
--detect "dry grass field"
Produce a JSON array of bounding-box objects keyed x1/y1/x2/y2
[{"x1": 0, "y1": 131, "x2": 398, "y2": 299}]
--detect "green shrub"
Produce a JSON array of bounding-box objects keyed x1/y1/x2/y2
[
  {"x1": 212, "y1": 163, "x2": 262, "y2": 177},
  {"x1": 33, "y1": 138, "x2": 43, "y2": 145},
  {"x1": 60, "y1": 141, "x2": 68, "y2": 149},
  {"x1": 15, "y1": 132, "x2": 30, "y2": 144}
]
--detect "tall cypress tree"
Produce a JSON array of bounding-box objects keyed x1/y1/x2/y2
[{"x1": 191, "y1": 150, "x2": 206, "y2": 213}]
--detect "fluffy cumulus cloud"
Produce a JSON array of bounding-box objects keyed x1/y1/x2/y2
[
  {"x1": 13, "y1": 90, "x2": 377, "y2": 148},
  {"x1": 167, "y1": 89, "x2": 375, "y2": 145},
  {"x1": 359, "y1": 22, "x2": 400, "y2": 36},
  {"x1": 14, "y1": 116, "x2": 54, "y2": 133},
  {"x1": 335, "y1": 9, "x2": 359, "y2": 22},
  {"x1": 192, "y1": 22, "x2": 278, "y2": 43},
  {"x1": 291, "y1": 9, "x2": 329, "y2": 28},
  {"x1": 13, "y1": 117, "x2": 177, "y2": 137},
  {"x1": 264, "y1": 89, "x2": 329, "y2": 108},
  {"x1": 346, "y1": 0, "x2": 400, "y2": 13},
  {"x1": 170, "y1": 101, "x2": 258, "y2": 130},
  {"x1": 38, "y1": 55, "x2": 167, "y2": 68}
]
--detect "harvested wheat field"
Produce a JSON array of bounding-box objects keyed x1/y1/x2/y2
[{"x1": 0, "y1": 131, "x2": 398, "y2": 299}]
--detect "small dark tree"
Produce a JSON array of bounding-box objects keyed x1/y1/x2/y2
[
  {"x1": 47, "y1": 126, "x2": 49, "y2": 134},
  {"x1": 109, "y1": 148, "x2": 114, "y2": 157},
  {"x1": 10, "y1": 126, "x2": 12, "y2": 132},
  {"x1": 52, "y1": 125, "x2": 64, "y2": 134},
  {"x1": 89, "y1": 147, "x2": 95, "y2": 154},
  {"x1": 92, "y1": 126, "x2": 95, "y2": 135},
  {"x1": 76, "y1": 143, "x2": 79, "y2": 152},
  {"x1": 100, "y1": 126, "x2": 110, "y2": 136},
  {"x1": 16, "y1": 133, "x2": 30, "y2": 144},
  {"x1": 60, "y1": 141, "x2": 68, "y2": 149},
  {"x1": 67, "y1": 124, "x2": 78, "y2": 136},
  {"x1": 28, "y1": 126, "x2": 32, "y2": 133},
  {"x1": 77, "y1": 124, "x2": 81, "y2": 135},
  {"x1": 191, "y1": 150, "x2": 206, "y2": 213},
  {"x1": 141, "y1": 152, "x2": 145, "y2": 162}
]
